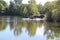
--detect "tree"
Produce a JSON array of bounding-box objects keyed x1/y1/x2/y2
[
  {"x1": 37, "y1": 3, "x2": 42, "y2": 12},
  {"x1": 28, "y1": 0, "x2": 39, "y2": 16},
  {"x1": 51, "y1": 0, "x2": 60, "y2": 22},
  {"x1": 23, "y1": 6, "x2": 28, "y2": 17},
  {"x1": 14, "y1": 0, "x2": 22, "y2": 4},
  {"x1": 8, "y1": 1, "x2": 15, "y2": 14},
  {"x1": 23, "y1": 7, "x2": 27, "y2": 14},
  {"x1": 0, "y1": 0, "x2": 7, "y2": 13},
  {"x1": 43, "y1": 1, "x2": 57, "y2": 22},
  {"x1": 52, "y1": 9, "x2": 60, "y2": 22}
]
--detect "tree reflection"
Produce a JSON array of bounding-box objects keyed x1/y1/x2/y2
[
  {"x1": 44, "y1": 22, "x2": 60, "y2": 40},
  {"x1": 26, "y1": 21, "x2": 43, "y2": 36},
  {"x1": 0, "y1": 16, "x2": 60, "y2": 39},
  {"x1": 9, "y1": 17, "x2": 24, "y2": 36},
  {"x1": 0, "y1": 16, "x2": 7, "y2": 31},
  {"x1": 9, "y1": 17, "x2": 14, "y2": 30},
  {"x1": 9, "y1": 17, "x2": 43, "y2": 36},
  {"x1": 8, "y1": 17, "x2": 60, "y2": 39}
]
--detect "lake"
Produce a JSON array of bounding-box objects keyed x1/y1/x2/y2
[{"x1": 0, "y1": 16, "x2": 60, "y2": 40}]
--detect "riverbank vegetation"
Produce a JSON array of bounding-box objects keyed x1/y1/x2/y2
[{"x1": 0, "y1": 0, "x2": 60, "y2": 22}]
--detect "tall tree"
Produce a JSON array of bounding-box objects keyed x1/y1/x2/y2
[
  {"x1": 8, "y1": 1, "x2": 15, "y2": 14},
  {"x1": 52, "y1": 0, "x2": 60, "y2": 22},
  {"x1": 43, "y1": 1, "x2": 57, "y2": 22},
  {"x1": 14, "y1": 0, "x2": 22, "y2": 4},
  {"x1": 0, "y1": 0, "x2": 7, "y2": 13},
  {"x1": 28, "y1": 0, "x2": 39, "y2": 16},
  {"x1": 38, "y1": 3, "x2": 42, "y2": 11}
]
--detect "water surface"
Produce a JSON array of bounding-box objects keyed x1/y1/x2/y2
[{"x1": 0, "y1": 16, "x2": 60, "y2": 40}]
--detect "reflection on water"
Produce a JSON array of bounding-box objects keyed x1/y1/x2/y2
[{"x1": 0, "y1": 16, "x2": 60, "y2": 40}]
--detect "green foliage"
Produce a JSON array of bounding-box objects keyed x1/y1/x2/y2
[
  {"x1": 9, "y1": 1, "x2": 15, "y2": 12},
  {"x1": 37, "y1": 3, "x2": 42, "y2": 11},
  {"x1": 23, "y1": 7, "x2": 28, "y2": 14},
  {"x1": 19, "y1": 4, "x2": 26, "y2": 17},
  {"x1": 0, "y1": 0, "x2": 7, "y2": 13},
  {"x1": 43, "y1": 1, "x2": 60, "y2": 22},
  {"x1": 45, "y1": 8, "x2": 52, "y2": 22},
  {"x1": 0, "y1": 0, "x2": 60, "y2": 22},
  {"x1": 52, "y1": 10, "x2": 60, "y2": 22},
  {"x1": 29, "y1": 0, "x2": 39, "y2": 16},
  {"x1": 14, "y1": 0, "x2": 22, "y2": 4}
]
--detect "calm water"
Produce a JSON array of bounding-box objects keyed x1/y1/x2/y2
[{"x1": 0, "y1": 16, "x2": 60, "y2": 40}]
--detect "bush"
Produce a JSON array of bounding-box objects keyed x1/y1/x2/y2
[{"x1": 52, "y1": 10, "x2": 60, "y2": 22}]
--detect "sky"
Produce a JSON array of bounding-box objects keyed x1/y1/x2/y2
[{"x1": 4, "y1": 0, "x2": 54, "y2": 5}]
